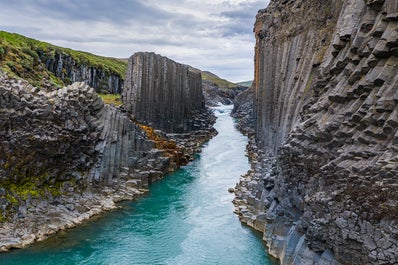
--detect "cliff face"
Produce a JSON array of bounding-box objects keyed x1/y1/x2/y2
[
  {"x1": 231, "y1": 86, "x2": 254, "y2": 135},
  {"x1": 253, "y1": 0, "x2": 345, "y2": 152},
  {"x1": 203, "y1": 80, "x2": 246, "y2": 107},
  {"x1": 122, "y1": 52, "x2": 205, "y2": 133},
  {"x1": 0, "y1": 73, "x2": 153, "y2": 215},
  {"x1": 0, "y1": 51, "x2": 215, "y2": 250},
  {"x1": 0, "y1": 31, "x2": 126, "y2": 93},
  {"x1": 43, "y1": 52, "x2": 124, "y2": 94},
  {"x1": 235, "y1": 0, "x2": 398, "y2": 264}
]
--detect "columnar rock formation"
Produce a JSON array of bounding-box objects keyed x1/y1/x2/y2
[
  {"x1": 122, "y1": 52, "x2": 205, "y2": 133},
  {"x1": 43, "y1": 52, "x2": 124, "y2": 94},
  {"x1": 0, "y1": 50, "x2": 215, "y2": 250},
  {"x1": 234, "y1": 0, "x2": 398, "y2": 264}
]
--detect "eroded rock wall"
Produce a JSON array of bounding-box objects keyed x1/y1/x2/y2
[
  {"x1": 38, "y1": 51, "x2": 124, "y2": 94},
  {"x1": 0, "y1": 73, "x2": 164, "y2": 250},
  {"x1": 43, "y1": 52, "x2": 124, "y2": 94},
  {"x1": 231, "y1": 86, "x2": 255, "y2": 135},
  {"x1": 0, "y1": 48, "x2": 216, "y2": 250},
  {"x1": 253, "y1": 0, "x2": 345, "y2": 152},
  {"x1": 235, "y1": 0, "x2": 398, "y2": 264},
  {"x1": 0, "y1": 72, "x2": 155, "y2": 202},
  {"x1": 122, "y1": 52, "x2": 205, "y2": 133}
]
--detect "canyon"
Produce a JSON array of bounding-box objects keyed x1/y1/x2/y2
[
  {"x1": 0, "y1": 0, "x2": 397, "y2": 264},
  {"x1": 233, "y1": 0, "x2": 398, "y2": 264},
  {"x1": 0, "y1": 52, "x2": 215, "y2": 251}
]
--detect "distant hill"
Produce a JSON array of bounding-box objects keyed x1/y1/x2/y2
[
  {"x1": 0, "y1": 31, "x2": 127, "y2": 91},
  {"x1": 0, "y1": 30, "x2": 239, "y2": 92},
  {"x1": 189, "y1": 67, "x2": 239, "y2": 89},
  {"x1": 236, "y1": 81, "x2": 252, "y2": 87}
]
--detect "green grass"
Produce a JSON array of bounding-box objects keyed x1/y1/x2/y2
[
  {"x1": 0, "y1": 31, "x2": 127, "y2": 88},
  {"x1": 0, "y1": 30, "x2": 238, "y2": 91},
  {"x1": 189, "y1": 67, "x2": 238, "y2": 89},
  {"x1": 201, "y1": 71, "x2": 238, "y2": 89},
  {"x1": 236, "y1": 81, "x2": 252, "y2": 87},
  {"x1": 98, "y1": 93, "x2": 123, "y2": 106}
]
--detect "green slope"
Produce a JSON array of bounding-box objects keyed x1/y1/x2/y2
[
  {"x1": 0, "y1": 30, "x2": 238, "y2": 91},
  {"x1": 0, "y1": 31, "x2": 127, "y2": 88},
  {"x1": 189, "y1": 67, "x2": 238, "y2": 89},
  {"x1": 236, "y1": 81, "x2": 252, "y2": 87}
]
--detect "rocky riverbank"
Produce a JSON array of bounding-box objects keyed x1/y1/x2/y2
[
  {"x1": 233, "y1": 0, "x2": 398, "y2": 264},
  {"x1": 0, "y1": 122, "x2": 215, "y2": 252},
  {"x1": 0, "y1": 52, "x2": 216, "y2": 252}
]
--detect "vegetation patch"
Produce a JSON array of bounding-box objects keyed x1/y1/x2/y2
[
  {"x1": 135, "y1": 122, "x2": 191, "y2": 166},
  {"x1": 189, "y1": 67, "x2": 238, "y2": 89},
  {"x1": 98, "y1": 94, "x2": 123, "y2": 106},
  {"x1": 0, "y1": 31, "x2": 127, "y2": 88}
]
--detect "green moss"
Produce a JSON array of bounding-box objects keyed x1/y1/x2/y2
[
  {"x1": 98, "y1": 93, "x2": 122, "y2": 106},
  {"x1": 1, "y1": 170, "x2": 64, "y2": 209},
  {"x1": 6, "y1": 61, "x2": 14, "y2": 68},
  {"x1": 5, "y1": 193, "x2": 18, "y2": 205},
  {"x1": 0, "y1": 209, "x2": 5, "y2": 223},
  {"x1": 48, "y1": 72, "x2": 65, "y2": 87}
]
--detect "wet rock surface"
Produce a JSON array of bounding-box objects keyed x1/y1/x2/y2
[
  {"x1": 234, "y1": 0, "x2": 398, "y2": 264},
  {"x1": 0, "y1": 50, "x2": 215, "y2": 251}
]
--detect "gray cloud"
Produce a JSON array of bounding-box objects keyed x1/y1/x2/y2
[
  {"x1": 1, "y1": 0, "x2": 171, "y2": 23},
  {"x1": 0, "y1": 0, "x2": 269, "y2": 82}
]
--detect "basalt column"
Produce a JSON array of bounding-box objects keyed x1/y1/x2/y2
[
  {"x1": 122, "y1": 52, "x2": 205, "y2": 133},
  {"x1": 235, "y1": 0, "x2": 398, "y2": 264}
]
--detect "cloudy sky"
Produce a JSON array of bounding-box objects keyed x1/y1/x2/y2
[{"x1": 0, "y1": 0, "x2": 269, "y2": 83}]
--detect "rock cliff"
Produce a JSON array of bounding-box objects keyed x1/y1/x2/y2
[
  {"x1": 234, "y1": 0, "x2": 398, "y2": 264},
  {"x1": 231, "y1": 86, "x2": 255, "y2": 135},
  {"x1": 0, "y1": 31, "x2": 126, "y2": 93},
  {"x1": 203, "y1": 80, "x2": 246, "y2": 107},
  {"x1": 123, "y1": 52, "x2": 205, "y2": 133},
  {"x1": 0, "y1": 73, "x2": 157, "y2": 249},
  {"x1": 0, "y1": 51, "x2": 214, "y2": 251},
  {"x1": 43, "y1": 51, "x2": 124, "y2": 94}
]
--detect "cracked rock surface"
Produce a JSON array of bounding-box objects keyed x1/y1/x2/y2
[{"x1": 234, "y1": 0, "x2": 398, "y2": 264}]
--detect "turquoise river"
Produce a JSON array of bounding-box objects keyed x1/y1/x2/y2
[{"x1": 1, "y1": 105, "x2": 276, "y2": 265}]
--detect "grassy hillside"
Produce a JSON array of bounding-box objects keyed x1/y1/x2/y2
[
  {"x1": 0, "y1": 31, "x2": 238, "y2": 91},
  {"x1": 236, "y1": 81, "x2": 252, "y2": 87},
  {"x1": 0, "y1": 31, "x2": 127, "y2": 88},
  {"x1": 189, "y1": 67, "x2": 238, "y2": 89}
]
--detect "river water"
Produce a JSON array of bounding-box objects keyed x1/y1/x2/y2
[{"x1": 1, "y1": 105, "x2": 276, "y2": 265}]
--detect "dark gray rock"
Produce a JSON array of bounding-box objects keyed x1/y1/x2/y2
[
  {"x1": 234, "y1": 0, "x2": 398, "y2": 264},
  {"x1": 41, "y1": 51, "x2": 124, "y2": 94},
  {"x1": 0, "y1": 50, "x2": 216, "y2": 251},
  {"x1": 231, "y1": 86, "x2": 254, "y2": 135},
  {"x1": 122, "y1": 52, "x2": 205, "y2": 133},
  {"x1": 202, "y1": 80, "x2": 244, "y2": 106}
]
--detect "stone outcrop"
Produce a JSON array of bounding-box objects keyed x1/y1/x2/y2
[
  {"x1": 202, "y1": 80, "x2": 245, "y2": 106},
  {"x1": 123, "y1": 52, "x2": 205, "y2": 133},
  {"x1": 42, "y1": 51, "x2": 124, "y2": 94},
  {"x1": 0, "y1": 73, "x2": 158, "y2": 248},
  {"x1": 231, "y1": 86, "x2": 254, "y2": 135},
  {"x1": 0, "y1": 50, "x2": 215, "y2": 251},
  {"x1": 234, "y1": 0, "x2": 398, "y2": 264}
]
